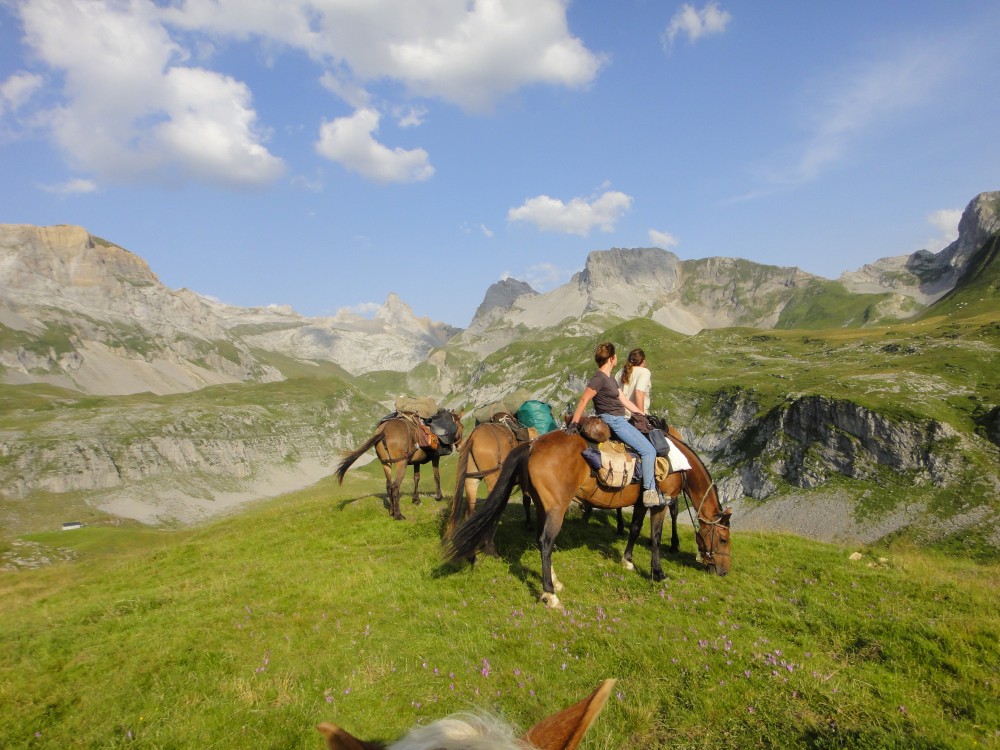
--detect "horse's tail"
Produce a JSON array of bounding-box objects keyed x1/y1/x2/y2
[
  {"x1": 334, "y1": 431, "x2": 386, "y2": 484},
  {"x1": 445, "y1": 441, "x2": 529, "y2": 563},
  {"x1": 447, "y1": 436, "x2": 475, "y2": 537}
]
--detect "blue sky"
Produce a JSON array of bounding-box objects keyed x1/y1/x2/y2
[{"x1": 2, "y1": 1, "x2": 998, "y2": 328}]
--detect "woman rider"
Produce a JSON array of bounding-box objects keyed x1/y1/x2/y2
[{"x1": 570, "y1": 342, "x2": 664, "y2": 508}]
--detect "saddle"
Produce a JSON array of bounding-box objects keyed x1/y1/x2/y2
[
  {"x1": 379, "y1": 411, "x2": 440, "y2": 450},
  {"x1": 489, "y1": 412, "x2": 534, "y2": 444}
]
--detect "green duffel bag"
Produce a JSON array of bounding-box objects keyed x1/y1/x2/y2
[{"x1": 516, "y1": 399, "x2": 559, "y2": 435}]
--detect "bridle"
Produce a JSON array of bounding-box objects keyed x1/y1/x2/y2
[{"x1": 681, "y1": 473, "x2": 730, "y2": 567}]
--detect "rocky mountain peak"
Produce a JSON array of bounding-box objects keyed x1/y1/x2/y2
[
  {"x1": 471, "y1": 277, "x2": 538, "y2": 326},
  {"x1": 574, "y1": 247, "x2": 682, "y2": 292}
]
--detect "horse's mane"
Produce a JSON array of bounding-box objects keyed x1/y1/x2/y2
[{"x1": 388, "y1": 713, "x2": 530, "y2": 750}]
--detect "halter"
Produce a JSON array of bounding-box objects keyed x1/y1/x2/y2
[{"x1": 681, "y1": 474, "x2": 729, "y2": 567}]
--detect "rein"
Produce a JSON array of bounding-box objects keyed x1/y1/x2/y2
[{"x1": 680, "y1": 473, "x2": 730, "y2": 565}]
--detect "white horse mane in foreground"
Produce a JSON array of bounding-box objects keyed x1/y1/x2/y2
[{"x1": 318, "y1": 679, "x2": 615, "y2": 750}]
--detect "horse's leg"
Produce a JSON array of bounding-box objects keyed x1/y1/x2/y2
[
  {"x1": 649, "y1": 506, "x2": 667, "y2": 581},
  {"x1": 431, "y1": 457, "x2": 443, "y2": 501},
  {"x1": 390, "y1": 461, "x2": 408, "y2": 520},
  {"x1": 538, "y1": 508, "x2": 567, "y2": 609},
  {"x1": 522, "y1": 492, "x2": 532, "y2": 530},
  {"x1": 411, "y1": 464, "x2": 422, "y2": 505},
  {"x1": 616, "y1": 508, "x2": 625, "y2": 536},
  {"x1": 622, "y1": 504, "x2": 648, "y2": 572},
  {"x1": 669, "y1": 497, "x2": 680, "y2": 553}
]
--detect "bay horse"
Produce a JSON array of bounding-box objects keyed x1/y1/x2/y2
[
  {"x1": 319, "y1": 679, "x2": 614, "y2": 750},
  {"x1": 335, "y1": 410, "x2": 463, "y2": 520},
  {"x1": 446, "y1": 429, "x2": 731, "y2": 608},
  {"x1": 447, "y1": 421, "x2": 625, "y2": 556}
]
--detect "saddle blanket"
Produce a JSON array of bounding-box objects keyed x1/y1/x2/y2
[{"x1": 663, "y1": 436, "x2": 692, "y2": 472}]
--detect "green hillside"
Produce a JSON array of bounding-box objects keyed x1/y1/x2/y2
[{"x1": 1, "y1": 471, "x2": 997, "y2": 749}]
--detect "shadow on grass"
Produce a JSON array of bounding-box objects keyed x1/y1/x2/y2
[{"x1": 434, "y1": 497, "x2": 709, "y2": 599}]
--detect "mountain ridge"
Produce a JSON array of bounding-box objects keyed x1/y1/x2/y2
[{"x1": 1, "y1": 191, "x2": 998, "y2": 396}]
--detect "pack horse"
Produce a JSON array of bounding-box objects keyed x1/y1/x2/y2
[{"x1": 336, "y1": 407, "x2": 464, "y2": 520}]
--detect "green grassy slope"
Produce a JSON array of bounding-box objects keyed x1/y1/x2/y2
[{"x1": 1, "y1": 470, "x2": 997, "y2": 749}]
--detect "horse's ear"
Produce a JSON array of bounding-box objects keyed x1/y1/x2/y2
[
  {"x1": 522, "y1": 679, "x2": 615, "y2": 750},
  {"x1": 316, "y1": 723, "x2": 385, "y2": 750}
]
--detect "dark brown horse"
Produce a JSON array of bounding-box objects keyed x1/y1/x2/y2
[
  {"x1": 446, "y1": 429, "x2": 731, "y2": 608},
  {"x1": 335, "y1": 410, "x2": 464, "y2": 520}
]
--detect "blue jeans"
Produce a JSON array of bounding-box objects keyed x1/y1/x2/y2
[{"x1": 599, "y1": 414, "x2": 656, "y2": 491}]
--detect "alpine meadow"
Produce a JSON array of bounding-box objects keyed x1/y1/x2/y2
[{"x1": 1, "y1": 191, "x2": 999, "y2": 749}]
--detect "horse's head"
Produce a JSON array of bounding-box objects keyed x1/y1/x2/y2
[
  {"x1": 318, "y1": 679, "x2": 615, "y2": 750},
  {"x1": 695, "y1": 507, "x2": 732, "y2": 576}
]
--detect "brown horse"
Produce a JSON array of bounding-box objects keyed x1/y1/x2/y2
[
  {"x1": 335, "y1": 410, "x2": 463, "y2": 520},
  {"x1": 319, "y1": 679, "x2": 615, "y2": 750},
  {"x1": 446, "y1": 429, "x2": 731, "y2": 608},
  {"x1": 447, "y1": 420, "x2": 528, "y2": 555},
  {"x1": 448, "y1": 421, "x2": 626, "y2": 555}
]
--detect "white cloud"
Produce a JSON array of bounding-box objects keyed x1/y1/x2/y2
[
  {"x1": 158, "y1": 0, "x2": 604, "y2": 112},
  {"x1": 480, "y1": 224, "x2": 494, "y2": 238},
  {"x1": 663, "y1": 2, "x2": 731, "y2": 48},
  {"x1": 40, "y1": 177, "x2": 98, "y2": 194},
  {"x1": 648, "y1": 229, "x2": 679, "y2": 249},
  {"x1": 746, "y1": 39, "x2": 959, "y2": 197},
  {"x1": 11, "y1": 0, "x2": 604, "y2": 187},
  {"x1": 316, "y1": 107, "x2": 434, "y2": 184},
  {"x1": 0, "y1": 72, "x2": 45, "y2": 114},
  {"x1": 924, "y1": 208, "x2": 962, "y2": 252},
  {"x1": 17, "y1": 0, "x2": 284, "y2": 187},
  {"x1": 337, "y1": 301, "x2": 382, "y2": 318},
  {"x1": 507, "y1": 190, "x2": 633, "y2": 236}
]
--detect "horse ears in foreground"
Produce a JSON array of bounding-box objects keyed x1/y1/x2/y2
[{"x1": 317, "y1": 679, "x2": 616, "y2": 750}]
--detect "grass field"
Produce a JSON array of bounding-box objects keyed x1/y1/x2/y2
[{"x1": 2, "y1": 460, "x2": 997, "y2": 749}]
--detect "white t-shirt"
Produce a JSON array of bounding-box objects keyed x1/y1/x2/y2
[{"x1": 616, "y1": 365, "x2": 651, "y2": 413}]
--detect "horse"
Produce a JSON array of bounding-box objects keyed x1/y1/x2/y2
[
  {"x1": 335, "y1": 410, "x2": 464, "y2": 520},
  {"x1": 447, "y1": 420, "x2": 528, "y2": 554},
  {"x1": 448, "y1": 420, "x2": 626, "y2": 555},
  {"x1": 318, "y1": 679, "x2": 614, "y2": 750},
  {"x1": 446, "y1": 428, "x2": 731, "y2": 608}
]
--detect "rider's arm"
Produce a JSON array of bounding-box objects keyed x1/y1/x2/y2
[{"x1": 571, "y1": 388, "x2": 597, "y2": 424}]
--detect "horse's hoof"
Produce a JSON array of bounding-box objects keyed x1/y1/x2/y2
[
  {"x1": 540, "y1": 592, "x2": 563, "y2": 610},
  {"x1": 394, "y1": 514, "x2": 406, "y2": 521},
  {"x1": 622, "y1": 558, "x2": 635, "y2": 572},
  {"x1": 652, "y1": 569, "x2": 666, "y2": 582}
]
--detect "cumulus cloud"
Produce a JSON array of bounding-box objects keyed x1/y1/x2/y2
[
  {"x1": 663, "y1": 2, "x2": 731, "y2": 48},
  {"x1": 507, "y1": 190, "x2": 633, "y2": 236},
  {"x1": 316, "y1": 108, "x2": 434, "y2": 183},
  {"x1": 11, "y1": 0, "x2": 603, "y2": 186},
  {"x1": 648, "y1": 229, "x2": 679, "y2": 249},
  {"x1": 17, "y1": 0, "x2": 284, "y2": 187}
]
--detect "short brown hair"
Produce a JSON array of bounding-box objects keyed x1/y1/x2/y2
[{"x1": 594, "y1": 341, "x2": 616, "y2": 367}]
